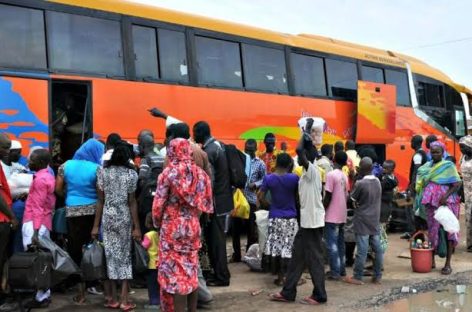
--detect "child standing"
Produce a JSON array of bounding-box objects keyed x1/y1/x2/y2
[
  {"x1": 380, "y1": 160, "x2": 398, "y2": 225},
  {"x1": 142, "y1": 212, "x2": 160, "y2": 310},
  {"x1": 346, "y1": 157, "x2": 384, "y2": 285},
  {"x1": 21, "y1": 149, "x2": 55, "y2": 309}
]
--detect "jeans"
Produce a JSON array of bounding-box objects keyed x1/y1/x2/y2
[
  {"x1": 197, "y1": 265, "x2": 213, "y2": 303},
  {"x1": 353, "y1": 233, "x2": 384, "y2": 281},
  {"x1": 147, "y1": 269, "x2": 160, "y2": 305},
  {"x1": 324, "y1": 223, "x2": 346, "y2": 277}
]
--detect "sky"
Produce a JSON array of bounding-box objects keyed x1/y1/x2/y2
[{"x1": 131, "y1": 0, "x2": 472, "y2": 90}]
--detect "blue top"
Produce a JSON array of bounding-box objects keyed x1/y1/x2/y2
[
  {"x1": 64, "y1": 159, "x2": 99, "y2": 207},
  {"x1": 261, "y1": 173, "x2": 299, "y2": 219}
]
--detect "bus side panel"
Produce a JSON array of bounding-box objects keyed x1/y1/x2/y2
[
  {"x1": 391, "y1": 107, "x2": 457, "y2": 190},
  {"x1": 91, "y1": 79, "x2": 356, "y2": 148},
  {"x1": 0, "y1": 76, "x2": 49, "y2": 155}
]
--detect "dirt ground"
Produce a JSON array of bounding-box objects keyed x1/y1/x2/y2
[{"x1": 19, "y1": 211, "x2": 472, "y2": 312}]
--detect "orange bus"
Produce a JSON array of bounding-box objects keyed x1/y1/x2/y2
[{"x1": 0, "y1": 0, "x2": 470, "y2": 189}]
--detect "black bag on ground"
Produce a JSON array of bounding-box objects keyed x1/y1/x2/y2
[
  {"x1": 81, "y1": 240, "x2": 106, "y2": 281},
  {"x1": 132, "y1": 240, "x2": 149, "y2": 274},
  {"x1": 38, "y1": 235, "x2": 81, "y2": 285},
  {"x1": 138, "y1": 155, "x2": 163, "y2": 220},
  {"x1": 222, "y1": 143, "x2": 248, "y2": 189},
  {"x1": 8, "y1": 249, "x2": 53, "y2": 291}
]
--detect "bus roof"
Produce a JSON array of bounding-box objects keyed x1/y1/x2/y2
[{"x1": 50, "y1": 0, "x2": 464, "y2": 91}]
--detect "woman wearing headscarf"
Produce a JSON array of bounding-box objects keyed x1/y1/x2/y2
[
  {"x1": 55, "y1": 138, "x2": 104, "y2": 304},
  {"x1": 91, "y1": 143, "x2": 141, "y2": 311},
  {"x1": 152, "y1": 138, "x2": 213, "y2": 312},
  {"x1": 416, "y1": 141, "x2": 461, "y2": 275},
  {"x1": 459, "y1": 135, "x2": 472, "y2": 252}
]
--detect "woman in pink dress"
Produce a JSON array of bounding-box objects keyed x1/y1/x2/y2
[{"x1": 152, "y1": 138, "x2": 213, "y2": 312}]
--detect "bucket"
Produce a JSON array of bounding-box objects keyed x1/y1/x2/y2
[{"x1": 410, "y1": 232, "x2": 433, "y2": 273}]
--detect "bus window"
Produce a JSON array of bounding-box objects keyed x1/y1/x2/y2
[
  {"x1": 385, "y1": 70, "x2": 410, "y2": 106},
  {"x1": 445, "y1": 85, "x2": 463, "y2": 108},
  {"x1": 291, "y1": 53, "x2": 326, "y2": 97},
  {"x1": 47, "y1": 12, "x2": 124, "y2": 76},
  {"x1": 455, "y1": 109, "x2": 466, "y2": 137},
  {"x1": 325, "y1": 59, "x2": 358, "y2": 99},
  {"x1": 361, "y1": 66, "x2": 384, "y2": 83},
  {"x1": 242, "y1": 44, "x2": 288, "y2": 94},
  {"x1": 195, "y1": 36, "x2": 242, "y2": 88},
  {"x1": 417, "y1": 82, "x2": 444, "y2": 108},
  {"x1": 132, "y1": 25, "x2": 159, "y2": 79},
  {"x1": 0, "y1": 4, "x2": 46, "y2": 69},
  {"x1": 157, "y1": 29, "x2": 188, "y2": 83}
]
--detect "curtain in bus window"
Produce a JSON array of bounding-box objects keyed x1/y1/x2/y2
[
  {"x1": 47, "y1": 12, "x2": 124, "y2": 76},
  {"x1": 0, "y1": 4, "x2": 46, "y2": 69},
  {"x1": 132, "y1": 25, "x2": 159, "y2": 79},
  {"x1": 361, "y1": 66, "x2": 384, "y2": 84},
  {"x1": 242, "y1": 44, "x2": 287, "y2": 93},
  {"x1": 158, "y1": 29, "x2": 188, "y2": 83},
  {"x1": 195, "y1": 36, "x2": 242, "y2": 88},
  {"x1": 385, "y1": 70, "x2": 410, "y2": 106},
  {"x1": 326, "y1": 59, "x2": 358, "y2": 99},
  {"x1": 291, "y1": 53, "x2": 326, "y2": 96}
]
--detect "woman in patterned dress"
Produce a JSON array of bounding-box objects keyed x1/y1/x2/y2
[
  {"x1": 459, "y1": 135, "x2": 472, "y2": 252},
  {"x1": 416, "y1": 141, "x2": 461, "y2": 275},
  {"x1": 92, "y1": 144, "x2": 141, "y2": 311},
  {"x1": 257, "y1": 153, "x2": 299, "y2": 286},
  {"x1": 152, "y1": 138, "x2": 213, "y2": 312}
]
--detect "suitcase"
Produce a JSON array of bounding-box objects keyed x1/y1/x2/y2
[{"x1": 8, "y1": 249, "x2": 53, "y2": 291}]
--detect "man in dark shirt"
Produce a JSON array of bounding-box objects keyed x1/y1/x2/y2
[
  {"x1": 193, "y1": 121, "x2": 232, "y2": 287},
  {"x1": 346, "y1": 157, "x2": 384, "y2": 285}
]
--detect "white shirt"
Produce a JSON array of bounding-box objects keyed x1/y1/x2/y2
[{"x1": 299, "y1": 162, "x2": 325, "y2": 229}]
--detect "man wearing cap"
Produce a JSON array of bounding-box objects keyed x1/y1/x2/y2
[{"x1": 1, "y1": 140, "x2": 27, "y2": 178}]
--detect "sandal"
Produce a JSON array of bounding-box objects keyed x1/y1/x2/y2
[
  {"x1": 104, "y1": 300, "x2": 120, "y2": 309},
  {"x1": 72, "y1": 295, "x2": 87, "y2": 306},
  {"x1": 344, "y1": 276, "x2": 364, "y2": 285},
  {"x1": 269, "y1": 292, "x2": 290, "y2": 303},
  {"x1": 300, "y1": 296, "x2": 321, "y2": 305},
  {"x1": 120, "y1": 302, "x2": 137, "y2": 311},
  {"x1": 441, "y1": 266, "x2": 452, "y2": 275}
]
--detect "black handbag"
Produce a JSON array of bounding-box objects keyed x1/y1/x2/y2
[
  {"x1": 132, "y1": 240, "x2": 149, "y2": 274},
  {"x1": 8, "y1": 249, "x2": 53, "y2": 291}
]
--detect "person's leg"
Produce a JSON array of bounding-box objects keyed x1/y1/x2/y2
[
  {"x1": 280, "y1": 230, "x2": 305, "y2": 301},
  {"x1": 443, "y1": 241, "x2": 454, "y2": 274},
  {"x1": 369, "y1": 235, "x2": 384, "y2": 281},
  {"x1": 307, "y1": 228, "x2": 327, "y2": 303},
  {"x1": 231, "y1": 216, "x2": 242, "y2": 262},
  {"x1": 324, "y1": 223, "x2": 341, "y2": 278},
  {"x1": 0, "y1": 223, "x2": 11, "y2": 294},
  {"x1": 345, "y1": 242, "x2": 356, "y2": 266},
  {"x1": 187, "y1": 290, "x2": 198, "y2": 312},
  {"x1": 466, "y1": 202, "x2": 472, "y2": 251},
  {"x1": 197, "y1": 264, "x2": 212, "y2": 303},
  {"x1": 207, "y1": 215, "x2": 230, "y2": 285},
  {"x1": 338, "y1": 224, "x2": 346, "y2": 276},
  {"x1": 147, "y1": 269, "x2": 159, "y2": 305},
  {"x1": 246, "y1": 204, "x2": 258, "y2": 250},
  {"x1": 353, "y1": 234, "x2": 369, "y2": 281},
  {"x1": 120, "y1": 280, "x2": 130, "y2": 305},
  {"x1": 173, "y1": 294, "x2": 187, "y2": 312},
  {"x1": 110, "y1": 280, "x2": 117, "y2": 304}
]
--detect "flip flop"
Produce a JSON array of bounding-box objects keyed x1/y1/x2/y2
[
  {"x1": 300, "y1": 296, "x2": 321, "y2": 305},
  {"x1": 120, "y1": 302, "x2": 137, "y2": 311},
  {"x1": 269, "y1": 293, "x2": 290, "y2": 303},
  {"x1": 344, "y1": 276, "x2": 364, "y2": 285},
  {"x1": 104, "y1": 301, "x2": 120, "y2": 309},
  {"x1": 441, "y1": 266, "x2": 452, "y2": 275},
  {"x1": 72, "y1": 295, "x2": 87, "y2": 306}
]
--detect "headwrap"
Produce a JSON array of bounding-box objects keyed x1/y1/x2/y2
[
  {"x1": 163, "y1": 138, "x2": 213, "y2": 211},
  {"x1": 430, "y1": 140, "x2": 446, "y2": 152},
  {"x1": 73, "y1": 139, "x2": 104, "y2": 165},
  {"x1": 459, "y1": 135, "x2": 472, "y2": 149}
]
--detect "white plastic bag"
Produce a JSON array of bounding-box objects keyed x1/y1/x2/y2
[
  {"x1": 255, "y1": 210, "x2": 269, "y2": 258},
  {"x1": 8, "y1": 172, "x2": 33, "y2": 197},
  {"x1": 242, "y1": 243, "x2": 262, "y2": 271},
  {"x1": 434, "y1": 205, "x2": 460, "y2": 234}
]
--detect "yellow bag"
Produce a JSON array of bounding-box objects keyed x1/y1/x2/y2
[{"x1": 232, "y1": 189, "x2": 250, "y2": 219}]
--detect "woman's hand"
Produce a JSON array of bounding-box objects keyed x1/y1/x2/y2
[
  {"x1": 132, "y1": 228, "x2": 142, "y2": 241},
  {"x1": 439, "y1": 196, "x2": 448, "y2": 206},
  {"x1": 91, "y1": 226, "x2": 99, "y2": 240}
]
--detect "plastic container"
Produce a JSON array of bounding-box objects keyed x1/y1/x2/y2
[{"x1": 410, "y1": 231, "x2": 433, "y2": 273}]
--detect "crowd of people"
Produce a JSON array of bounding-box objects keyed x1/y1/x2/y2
[{"x1": 0, "y1": 110, "x2": 471, "y2": 311}]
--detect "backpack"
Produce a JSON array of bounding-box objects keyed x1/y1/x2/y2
[
  {"x1": 222, "y1": 143, "x2": 248, "y2": 189},
  {"x1": 138, "y1": 156, "x2": 163, "y2": 218}
]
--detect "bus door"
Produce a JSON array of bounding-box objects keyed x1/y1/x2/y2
[{"x1": 50, "y1": 80, "x2": 92, "y2": 168}]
